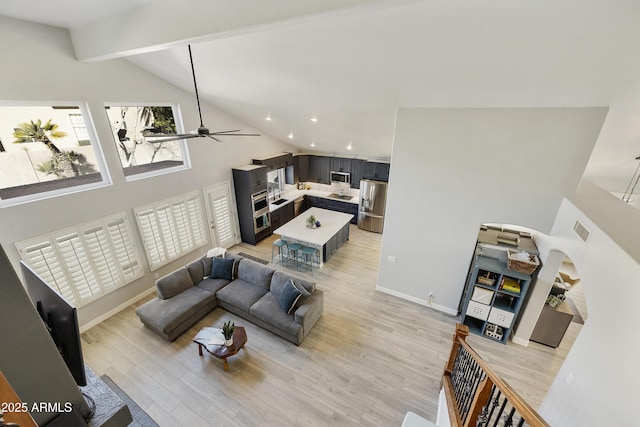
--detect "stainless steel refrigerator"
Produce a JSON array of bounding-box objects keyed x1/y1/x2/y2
[{"x1": 358, "y1": 179, "x2": 387, "y2": 233}]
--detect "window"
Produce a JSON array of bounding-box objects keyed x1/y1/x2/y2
[
  {"x1": 134, "y1": 191, "x2": 208, "y2": 270},
  {"x1": 68, "y1": 113, "x2": 90, "y2": 145},
  {"x1": 104, "y1": 104, "x2": 190, "y2": 180},
  {"x1": 15, "y1": 213, "x2": 144, "y2": 308},
  {"x1": 0, "y1": 103, "x2": 109, "y2": 205}
]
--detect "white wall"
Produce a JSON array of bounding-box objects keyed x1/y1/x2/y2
[
  {"x1": 537, "y1": 189, "x2": 640, "y2": 426},
  {"x1": 0, "y1": 16, "x2": 296, "y2": 327},
  {"x1": 377, "y1": 107, "x2": 607, "y2": 311}
]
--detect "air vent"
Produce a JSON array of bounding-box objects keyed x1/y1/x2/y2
[{"x1": 573, "y1": 220, "x2": 591, "y2": 243}]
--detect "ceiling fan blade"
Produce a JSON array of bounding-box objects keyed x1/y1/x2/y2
[
  {"x1": 205, "y1": 135, "x2": 223, "y2": 143},
  {"x1": 145, "y1": 134, "x2": 201, "y2": 143},
  {"x1": 211, "y1": 133, "x2": 261, "y2": 137},
  {"x1": 210, "y1": 129, "x2": 241, "y2": 134}
]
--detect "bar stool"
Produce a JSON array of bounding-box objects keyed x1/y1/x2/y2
[
  {"x1": 301, "y1": 246, "x2": 320, "y2": 275},
  {"x1": 287, "y1": 243, "x2": 303, "y2": 271},
  {"x1": 271, "y1": 239, "x2": 288, "y2": 267}
]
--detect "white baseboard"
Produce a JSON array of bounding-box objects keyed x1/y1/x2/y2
[
  {"x1": 80, "y1": 287, "x2": 156, "y2": 333},
  {"x1": 511, "y1": 336, "x2": 530, "y2": 347},
  {"x1": 376, "y1": 285, "x2": 459, "y2": 317}
]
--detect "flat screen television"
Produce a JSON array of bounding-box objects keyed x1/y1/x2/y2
[{"x1": 21, "y1": 261, "x2": 87, "y2": 386}]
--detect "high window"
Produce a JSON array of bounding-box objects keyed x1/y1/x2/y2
[
  {"x1": 134, "y1": 191, "x2": 208, "y2": 270},
  {"x1": 0, "y1": 103, "x2": 109, "y2": 205},
  {"x1": 16, "y1": 213, "x2": 144, "y2": 308},
  {"x1": 104, "y1": 104, "x2": 190, "y2": 180}
]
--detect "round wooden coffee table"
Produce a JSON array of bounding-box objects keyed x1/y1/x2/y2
[{"x1": 193, "y1": 326, "x2": 247, "y2": 371}]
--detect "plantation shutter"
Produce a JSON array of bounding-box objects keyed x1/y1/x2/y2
[
  {"x1": 135, "y1": 208, "x2": 165, "y2": 269},
  {"x1": 53, "y1": 230, "x2": 96, "y2": 303},
  {"x1": 185, "y1": 193, "x2": 207, "y2": 247},
  {"x1": 17, "y1": 239, "x2": 77, "y2": 304},
  {"x1": 211, "y1": 192, "x2": 234, "y2": 245},
  {"x1": 134, "y1": 191, "x2": 208, "y2": 270},
  {"x1": 106, "y1": 216, "x2": 143, "y2": 282},
  {"x1": 16, "y1": 213, "x2": 144, "y2": 308}
]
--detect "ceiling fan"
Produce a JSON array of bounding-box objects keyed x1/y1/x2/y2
[{"x1": 144, "y1": 45, "x2": 260, "y2": 143}]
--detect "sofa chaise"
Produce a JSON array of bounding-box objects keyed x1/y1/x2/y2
[{"x1": 135, "y1": 253, "x2": 323, "y2": 345}]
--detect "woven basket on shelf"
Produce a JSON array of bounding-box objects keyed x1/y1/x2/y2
[
  {"x1": 477, "y1": 276, "x2": 496, "y2": 286},
  {"x1": 506, "y1": 250, "x2": 540, "y2": 274}
]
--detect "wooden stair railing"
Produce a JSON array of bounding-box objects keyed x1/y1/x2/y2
[{"x1": 442, "y1": 324, "x2": 550, "y2": 427}]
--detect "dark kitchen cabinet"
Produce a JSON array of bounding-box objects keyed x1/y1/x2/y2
[
  {"x1": 271, "y1": 203, "x2": 295, "y2": 231},
  {"x1": 248, "y1": 167, "x2": 267, "y2": 195},
  {"x1": 305, "y1": 196, "x2": 357, "y2": 224},
  {"x1": 232, "y1": 165, "x2": 268, "y2": 245},
  {"x1": 330, "y1": 157, "x2": 352, "y2": 173},
  {"x1": 305, "y1": 195, "x2": 327, "y2": 209},
  {"x1": 363, "y1": 161, "x2": 390, "y2": 182},
  {"x1": 295, "y1": 155, "x2": 310, "y2": 182},
  {"x1": 350, "y1": 159, "x2": 364, "y2": 189},
  {"x1": 325, "y1": 199, "x2": 358, "y2": 224},
  {"x1": 252, "y1": 153, "x2": 293, "y2": 171},
  {"x1": 309, "y1": 156, "x2": 330, "y2": 184}
]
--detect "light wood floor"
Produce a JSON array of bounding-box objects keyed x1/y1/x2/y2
[{"x1": 82, "y1": 226, "x2": 582, "y2": 426}]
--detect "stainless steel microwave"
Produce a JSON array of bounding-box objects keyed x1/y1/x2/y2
[{"x1": 330, "y1": 171, "x2": 350, "y2": 185}]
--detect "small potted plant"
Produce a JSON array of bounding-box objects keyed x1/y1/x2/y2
[
  {"x1": 306, "y1": 214, "x2": 316, "y2": 228},
  {"x1": 546, "y1": 294, "x2": 566, "y2": 308},
  {"x1": 222, "y1": 320, "x2": 235, "y2": 346}
]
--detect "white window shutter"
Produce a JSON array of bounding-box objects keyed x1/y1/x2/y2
[
  {"x1": 134, "y1": 191, "x2": 208, "y2": 270},
  {"x1": 16, "y1": 212, "x2": 144, "y2": 308},
  {"x1": 52, "y1": 230, "x2": 96, "y2": 304},
  {"x1": 185, "y1": 194, "x2": 207, "y2": 247},
  {"x1": 135, "y1": 207, "x2": 166, "y2": 270},
  {"x1": 106, "y1": 215, "x2": 144, "y2": 282},
  {"x1": 211, "y1": 193, "x2": 234, "y2": 244},
  {"x1": 16, "y1": 238, "x2": 75, "y2": 304}
]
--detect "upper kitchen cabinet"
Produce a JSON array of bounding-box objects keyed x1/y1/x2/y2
[
  {"x1": 309, "y1": 155, "x2": 331, "y2": 184},
  {"x1": 294, "y1": 155, "x2": 310, "y2": 182},
  {"x1": 350, "y1": 159, "x2": 365, "y2": 188},
  {"x1": 363, "y1": 161, "x2": 390, "y2": 182},
  {"x1": 330, "y1": 157, "x2": 353, "y2": 173},
  {"x1": 253, "y1": 153, "x2": 293, "y2": 171}
]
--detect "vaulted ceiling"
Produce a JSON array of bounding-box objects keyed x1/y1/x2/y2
[{"x1": 2, "y1": 0, "x2": 640, "y2": 194}]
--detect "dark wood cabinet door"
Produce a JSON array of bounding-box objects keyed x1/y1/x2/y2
[
  {"x1": 351, "y1": 159, "x2": 364, "y2": 188},
  {"x1": 363, "y1": 161, "x2": 390, "y2": 182},
  {"x1": 330, "y1": 157, "x2": 352, "y2": 173},
  {"x1": 309, "y1": 156, "x2": 330, "y2": 183},
  {"x1": 297, "y1": 155, "x2": 309, "y2": 182}
]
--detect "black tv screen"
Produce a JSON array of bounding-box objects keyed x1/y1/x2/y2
[{"x1": 21, "y1": 261, "x2": 87, "y2": 387}]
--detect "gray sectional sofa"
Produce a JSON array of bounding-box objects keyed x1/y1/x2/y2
[{"x1": 135, "y1": 253, "x2": 323, "y2": 345}]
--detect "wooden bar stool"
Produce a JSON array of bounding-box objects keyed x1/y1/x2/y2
[
  {"x1": 271, "y1": 239, "x2": 288, "y2": 266},
  {"x1": 287, "y1": 242, "x2": 303, "y2": 271},
  {"x1": 301, "y1": 246, "x2": 320, "y2": 275}
]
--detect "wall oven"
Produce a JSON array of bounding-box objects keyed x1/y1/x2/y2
[
  {"x1": 254, "y1": 211, "x2": 270, "y2": 233},
  {"x1": 251, "y1": 190, "x2": 269, "y2": 214},
  {"x1": 330, "y1": 171, "x2": 350, "y2": 185}
]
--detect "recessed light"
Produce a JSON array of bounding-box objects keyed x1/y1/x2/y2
[
  {"x1": 310, "y1": 116, "x2": 318, "y2": 122},
  {"x1": 346, "y1": 142, "x2": 353, "y2": 150},
  {"x1": 310, "y1": 141, "x2": 315, "y2": 147},
  {"x1": 265, "y1": 115, "x2": 272, "y2": 121},
  {"x1": 288, "y1": 132, "x2": 294, "y2": 139}
]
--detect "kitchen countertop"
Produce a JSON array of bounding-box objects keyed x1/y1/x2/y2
[
  {"x1": 269, "y1": 188, "x2": 359, "y2": 212},
  {"x1": 272, "y1": 207, "x2": 353, "y2": 246}
]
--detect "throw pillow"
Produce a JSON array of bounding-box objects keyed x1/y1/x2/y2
[
  {"x1": 288, "y1": 278, "x2": 311, "y2": 310},
  {"x1": 278, "y1": 280, "x2": 303, "y2": 314},
  {"x1": 210, "y1": 257, "x2": 234, "y2": 281},
  {"x1": 232, "y1": 259, "x2": 240, "y2": 280},
  {"x1": 289, "y1": 278, "x2": 311, "y2": 299}
]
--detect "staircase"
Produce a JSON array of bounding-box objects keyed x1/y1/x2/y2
[{"x1": 440, "y1": 324, "x2": 549, "y2": 427}]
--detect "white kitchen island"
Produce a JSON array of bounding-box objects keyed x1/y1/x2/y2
[{"x1": 273, "y1": 207, "x2": 352, "y2": 267}]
